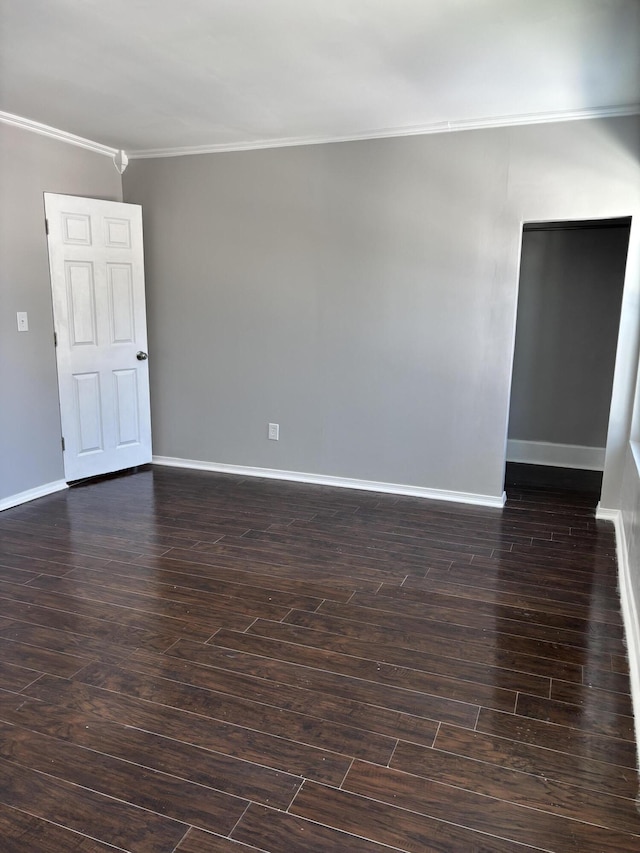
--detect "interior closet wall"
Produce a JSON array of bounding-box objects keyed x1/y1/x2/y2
[{"x1": 508, "y1": 223, "x2": 630, "y2": 458}]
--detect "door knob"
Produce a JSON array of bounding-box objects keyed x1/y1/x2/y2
[{"x1": 136, "y1": 351, "x2": 148, "y2": 361}]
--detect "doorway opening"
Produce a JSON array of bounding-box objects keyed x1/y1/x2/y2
[{"x1": 505, "y1": 217, "x2": 631, "y2": 497}]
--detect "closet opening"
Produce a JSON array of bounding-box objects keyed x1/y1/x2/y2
[{"x1": 505, "y1": 217, "x2": 631, "y2": 496}]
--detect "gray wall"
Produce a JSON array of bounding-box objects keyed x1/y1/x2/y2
[
  {"x1": 0, "y1": 123, "x2": 122, "y2": 501},
  {"x1": 123, "y1": 116, "x2": 640, "y2": 502},
  {"x1": 508, "y1": 225, "x2": 629, "y2": 448}
]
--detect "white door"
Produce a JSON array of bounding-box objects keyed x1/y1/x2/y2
[{"x1": 45, "y1": 193, "x2": 152, "y2": 482}]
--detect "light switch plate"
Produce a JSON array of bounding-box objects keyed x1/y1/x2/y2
[{"x1": 17, "y1": 312, "x2": 29, "y2": 332}]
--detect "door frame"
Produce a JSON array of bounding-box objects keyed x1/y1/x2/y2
[{"x1": 501, "y1": 213, "x2": 640, "y2": 510}]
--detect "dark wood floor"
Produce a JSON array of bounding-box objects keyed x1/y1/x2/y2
[{"x1": 0, "y1": 465, "x2": 637, "y2": 852}]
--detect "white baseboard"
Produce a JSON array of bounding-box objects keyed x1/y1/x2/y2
[
  {"x1": 152, "y1": 456, "x2": 506, "y2": 509},
  {"x1": 0, "y1": 479, "x2": 68, "y2": 512},
  {"x1": 595, "y1": 504, "x2": 640, "y2": 761},
  {"x1": 507, "y1": 439, "x2": 605, "y2": 471},
  {"x1": 595, "y1": 505, "x2": 620, "y2": 523}
]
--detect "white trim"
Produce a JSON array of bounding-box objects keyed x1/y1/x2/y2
[
  {"x1": 3, "y1": 103, "x2": 638, "y2": 163},
  {"x1": 0, "y1": 480, "x2": 68, "y2": 512},
  {"x1": 506, "y1": 439, "x2": 605, "y2": 471},
  {"x1": 152, "y1": 456, "x2": 506, "y2": 509},
  {"x1": 0, "y1": 111, "x2": 118, "y2": 158},
  {"x1": 595, "y1": 505, "x2": 640, "y2": 759},
  {"x1": 595, "y1": 505, "x2": 621, "y2": 522},
  {"x1": 128, "y1": 104, "x2": 640, "y2": 159}
]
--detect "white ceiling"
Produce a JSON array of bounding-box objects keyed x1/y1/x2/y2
[{"x1": 1, "y1": 0, "x2": 639, "y2": 157}]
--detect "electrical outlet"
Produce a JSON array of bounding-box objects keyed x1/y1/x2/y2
[
  {"x1": 268, "y1": 423, "x2": 279, "y2": 441},
  {"x1": 16, "y1": 312, "x2": 29, "y2": 332}
]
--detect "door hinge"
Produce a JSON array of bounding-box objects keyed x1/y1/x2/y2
[
  {"x1": 53, "y1": 331, "x2": 57, "y2": 347},
  {"x1": 45, "y1": 218, "x2": 49, "y2": 236},
  {"x1": 61, "y1": 436, "x2": 65, "y2": 452}
]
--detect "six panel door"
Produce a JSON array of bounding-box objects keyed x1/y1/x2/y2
[{"x1": 45, "y1": 194, "x2": 152, "y2": 481}]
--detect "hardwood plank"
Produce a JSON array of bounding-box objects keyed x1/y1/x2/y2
[
  {"x1": 465, "y1": 555, "x2": 619, "y2": 593},
  {"x1": 283, "y1": 608, "x2": 584, "y2": 682},
  {"x1": 314, "y1": 600, "x2": 616, "y2": 669},
  {"x1": 0, "y1": 799, "x2": 37, "y2": 842},
  {"x1": 177, "y1": 827, "x2": 265, "y2": 852},
  {"x1": 161, "y1": 541, "x2": 417, "y2": 583},
  {"x1": 0, "y1": 620, "x2": 144, "y2": 665},
  {"x1": 129, "y1": 552, "x2": 377, "y2": 597},
  {"x1": 203, "y1": 627, "x2": 514, "y2": 713},
  {"x1": 477, "y1": 707, "x2": 637, "y2": 767},
  {"x1": 25, "y1": 674, "x2": 352, "y2": 785},
  {"x1": 515, "y1": 692, "x2": 635, "y2": 741},
  {"x1": 123, "y1": 646, "x2": 443, "y2": 748},
  {"x1": 509, "y1": 539, "x2": 616, "y2": 561},
  {"x1": 291, "y1": 514, "x2": 536, "y2": 548},
  {"x1": 0, "y1": 541, "x2": 114, "y2": 573},
  {"x1": 25, "y1": 573, "x2": 269, "y2": 630},
  {"x1": 550, "y1": 678, "x2": 634, "y2": 715},
  {"x1": 61, "y1": 562, "x2": 326, "y2": 611},
  {"x1": 376, "y1": 581, "x2": 624, "y2": 636},
  {"x1": 0, "y1": 635, "x2": 88, "y2": 678},
  {"x1": 0, "y1": 697, "x2": 302, "y2": 810},
  {"x1": 231, "y1": 803, "x2": 405, "y2": 852},
  {"x1": 342, "y1": 760, "x2": 640, "y2": 852},
  {"x1": 437, "y1": 552, "x2": 621, "y2": 590},
  {"x1": 241, "y1": 524, "x2": 494, "y2": 561},
  {"x1": 246, "y1": 617, "x2": 551, "y2": 697},
  {"x1": 0, "y1": 563, "x2": 43, "y2": 584},
  {"x1": 433, "y1": 723, "x2": 639, "y2": 800},
  {"x1": 0, "y1": 519, "x2": 172, "y2": 559},
  {"x1": 0, "y1": 657, "x2": 41, "y2": 692},
  {"x1": 0, "y1": 720, "x2": 248, "y2": 834},
  {"x1": 0, "y1": 530, "x2": 164, "y2": 563},
  {"x1": 72, "y1": 660, "x2": 400, "y2": 763},
  {"x1": 0, "y1": 801, "x2": 119, "y2": 853},
  {"x1": 398, "y1": 574, "x2": 623, "y2": 626},
  {"x1": 345, "y1": 589, "x2": 625, "y2": 653},
  {"x1": 421, "y1": 565, "x2": 621, "y2": 619},
  {"x1": 289, "y1": 781, "x2": 546, "y2": 853},
  {"x1": 0, "y1": 577, "x2": 232, "y2": 641},
  {"x1": 0, "y1": 756, "x2": 188, "y2": 852},
  {"x1": 0, "y1": 599, "x2": 178, "y2": 652},
  {"x1": 583, "y1": 664, "x2": 632, "y2": 693},
  {"x1": 612, "y1": 653, "x2": 631, "y2": 674},
  {"x1": 389, "y1": 739, "x2": 640, "y2": 832}
]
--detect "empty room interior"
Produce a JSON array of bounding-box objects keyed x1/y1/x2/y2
[{"x1": 2, "y1": 2, "x2": 640, "y2": 851}]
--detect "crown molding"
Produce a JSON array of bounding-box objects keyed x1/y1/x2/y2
[
  {"x1": 3, "y1": 102, "x2": 638, "y2": 162},
  {"x1": 0, "y1": 111, "x2": 118, "y2": 158},
  {"x1": 128, "y1": 103, "x2": 640, "y2": 159}
]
